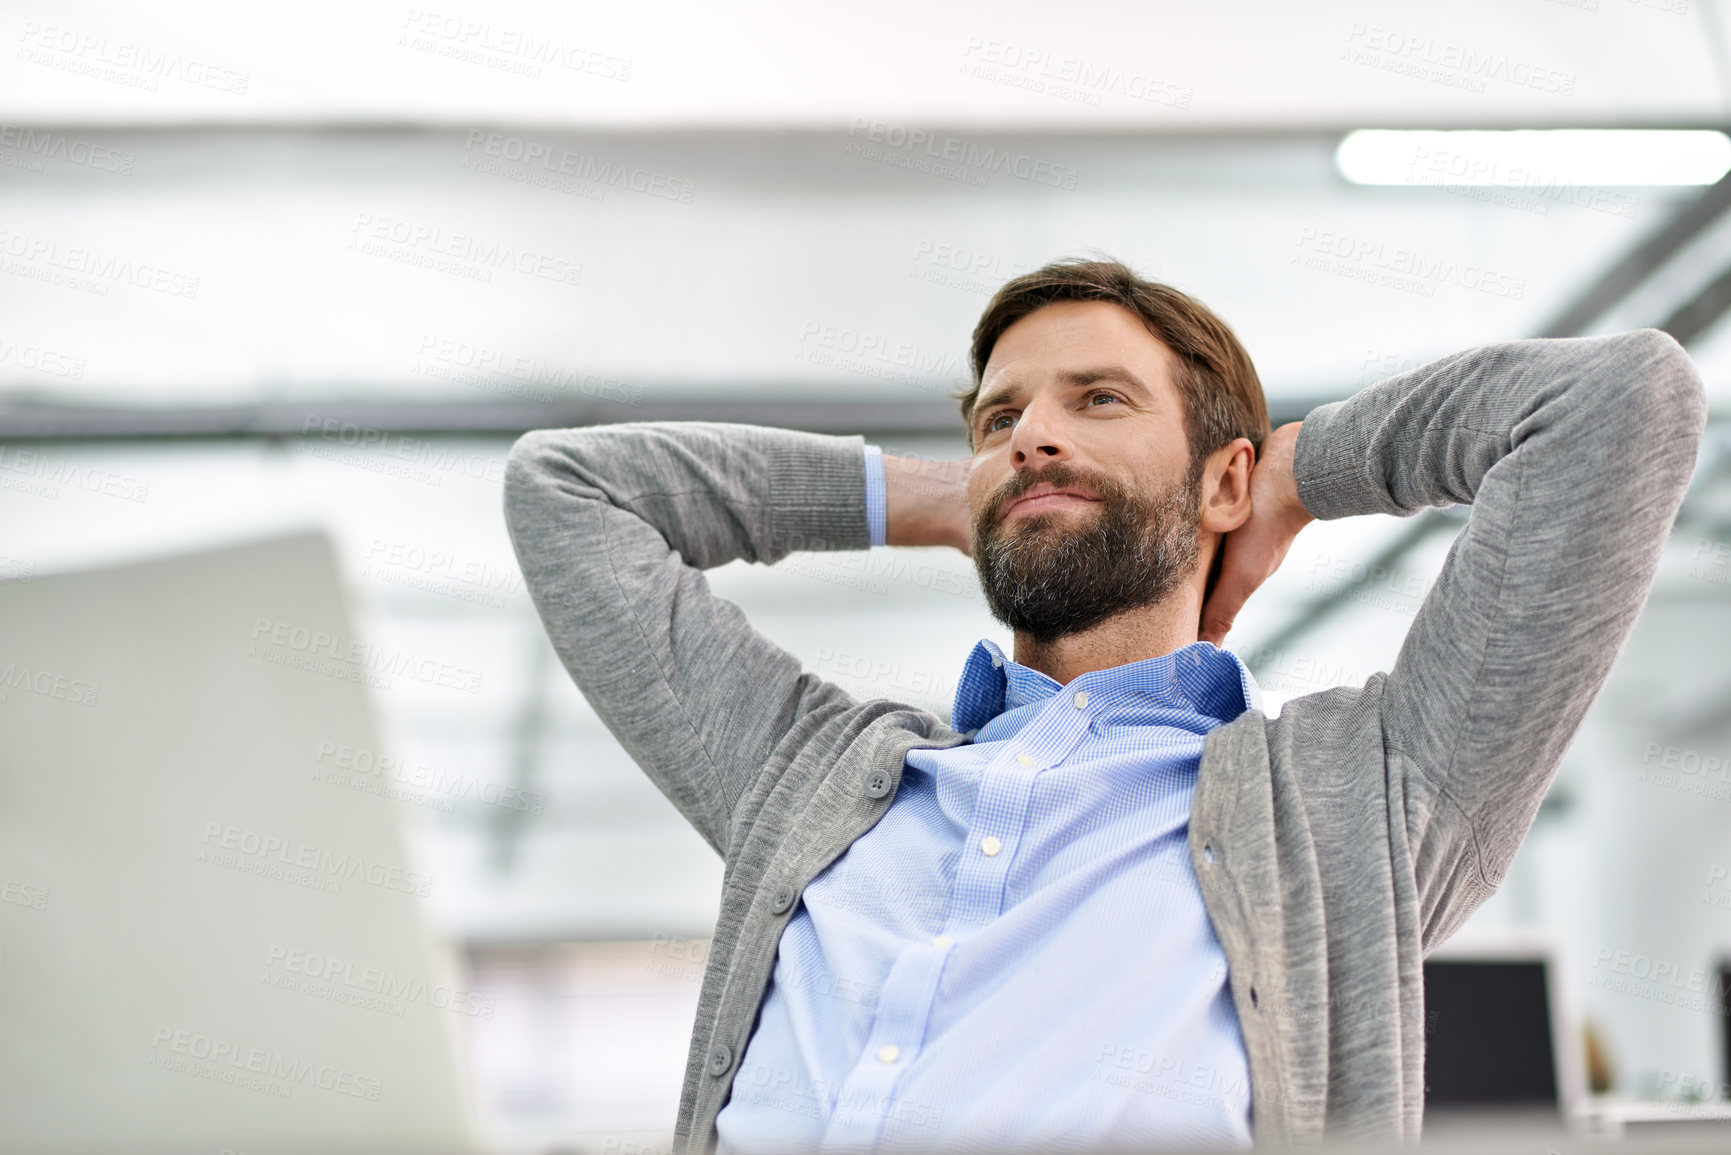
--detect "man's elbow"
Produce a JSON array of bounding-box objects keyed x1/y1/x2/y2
[
  {"x1": 1619, "y1": 328, "x2": 1708, "y2": 442},
  {"x1": 502, "y1": 429, "x2": 566, "y2": 547},
  {"x1": 506, "y1": 428, "x2": 560, "y2": 476},
  {"x1": 1563, "y1": 330, "x2": 1709, "y2": 478},
  {"x1": 1576, "y1": 329, "x2": 1710, "y2": 514}
]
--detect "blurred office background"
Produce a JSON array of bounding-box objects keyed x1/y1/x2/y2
[{"x1": 5, "y1": 1, "x2": 1731, "y2": 1151}]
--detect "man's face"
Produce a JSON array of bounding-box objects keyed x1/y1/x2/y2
[{"x1": 967, "y1": 300, "x2": 1204, "y2": 645}]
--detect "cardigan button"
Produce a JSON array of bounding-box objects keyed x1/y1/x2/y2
[
  {"x1": 863, "y1": 769, "x2": 893, "y2": 799},
  {"x1": 706, "y1": 1044, "x2": 733, "y2": 1076},
  {"x1": 770, "y1": 886, "x2": 798, "y2": 915}
]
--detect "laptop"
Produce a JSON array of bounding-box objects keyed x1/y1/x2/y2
[{"x1": 0, "y1": 532, "x2": 479, "y2": 1153}]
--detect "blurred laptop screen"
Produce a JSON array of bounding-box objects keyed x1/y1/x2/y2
[{"x1": 1424, "y1": 958, "x2": 1559, "y2": 1109}]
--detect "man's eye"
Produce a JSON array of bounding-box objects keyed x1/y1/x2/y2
[
  {"x1": 1088, "y1": 391, "x2": 1119, "y2": 406},
  {"x1": 986, "y1": 413, "x2": 1014, "y2": 432}
]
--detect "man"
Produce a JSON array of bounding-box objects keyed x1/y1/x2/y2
[{"x1": 503, "y1": 258, "x2": 1705, "y2": 1152}]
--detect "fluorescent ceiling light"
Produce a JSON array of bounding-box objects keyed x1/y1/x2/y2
[{"x1": 1336, "y1": 129, "x2": 1731, "y2": 187}]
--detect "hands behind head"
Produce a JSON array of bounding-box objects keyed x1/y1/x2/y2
[{"x1": 1198, "y1": 422, "x2": 1312, "y2": 646}]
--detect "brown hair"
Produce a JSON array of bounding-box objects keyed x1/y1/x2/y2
[{"x1": 958, "y1": 257, "x2": 1269, "y2": 466}]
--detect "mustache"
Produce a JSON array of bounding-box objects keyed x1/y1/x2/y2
[{"x1": 982, "y1": 462, "x2": 1120, "y2": 524}]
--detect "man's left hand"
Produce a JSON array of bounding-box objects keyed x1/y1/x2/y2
[{"x1": 1198, "y1": 421, "x2": 1313, "y2": 645}]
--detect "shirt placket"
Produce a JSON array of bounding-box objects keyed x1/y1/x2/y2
[{"x1": 816, "y1": 691, "x2": 1097, "y2": 1153}]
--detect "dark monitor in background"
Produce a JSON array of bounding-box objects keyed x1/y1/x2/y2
[
  {"x1": 1719, "y1": 957, "x2": 1731, "y2": 1098},
  {"x1": 1424, "y1": 957, "x2": 1560, "y2": 1110}
]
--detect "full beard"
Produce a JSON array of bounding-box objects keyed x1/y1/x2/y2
[{"x1": 971, "y1": 460, "x2": 1203, "y2": 647}]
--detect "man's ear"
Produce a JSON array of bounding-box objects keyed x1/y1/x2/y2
[{"x1": 1200, "y1": 438, "x2": 1256, "y2": 536}]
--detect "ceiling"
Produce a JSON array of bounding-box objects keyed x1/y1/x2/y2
[{"x1": 4, "y1": 0, "x2": 1727, "y2": 130}]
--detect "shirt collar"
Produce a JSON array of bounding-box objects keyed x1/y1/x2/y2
[{"x1": 951, "y1": 636, "x2": 1263, "y2": 736}]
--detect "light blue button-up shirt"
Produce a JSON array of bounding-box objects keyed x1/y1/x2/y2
[{"x1": 714, "y1": 446, "x2": 1258, "y2": 1153}]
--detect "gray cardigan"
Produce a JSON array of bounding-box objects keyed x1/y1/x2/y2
[{"x1": 502, "y1": 330, "x2": 1705, "y2": 1150}]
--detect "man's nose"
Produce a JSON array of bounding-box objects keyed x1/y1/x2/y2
[{"x1": 1009, "y1": 400, "x2": 1070, "y2": 466}]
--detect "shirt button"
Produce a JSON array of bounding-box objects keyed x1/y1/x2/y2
[
  {"x1": 991, "y1": 656, "x2": 1002, "y2": 667},
  {"x1": 863, "y1": 769, "x2": 893, "y2": 799},
  {"x1": 878, "y1": 1044, "x2": 901, "y2": 1064},
  {"x1": 770, "y1": 886, "x2": 798, "y2": 915},
  {"x1": 932, "y1": 935, "x2": 952, "y2": 948},
  {"x1": 706, "y1": 1044, "x2": 733, "y2": 1076},
  {"x1": 1072, "y1": 690, "x2": 1089, "y2": 709},
  {"x1": 980, "y1": 836, "x2": 1002, "y2": 857},
  {"x1": 1015, "y1": 753, "x2": 1034, "y2": 767}
]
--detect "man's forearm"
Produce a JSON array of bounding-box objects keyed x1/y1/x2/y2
[
  {"x1": 1291, "y1": 331, "x2": 1702, "y2": 521},
  {"x1": 883, "y1": 453, "x2": 972, "y2": 553}
]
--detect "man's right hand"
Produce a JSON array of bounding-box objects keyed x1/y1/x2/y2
[{"x1": 884, "y1": 453, "x2": 973, "y2": 555}]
